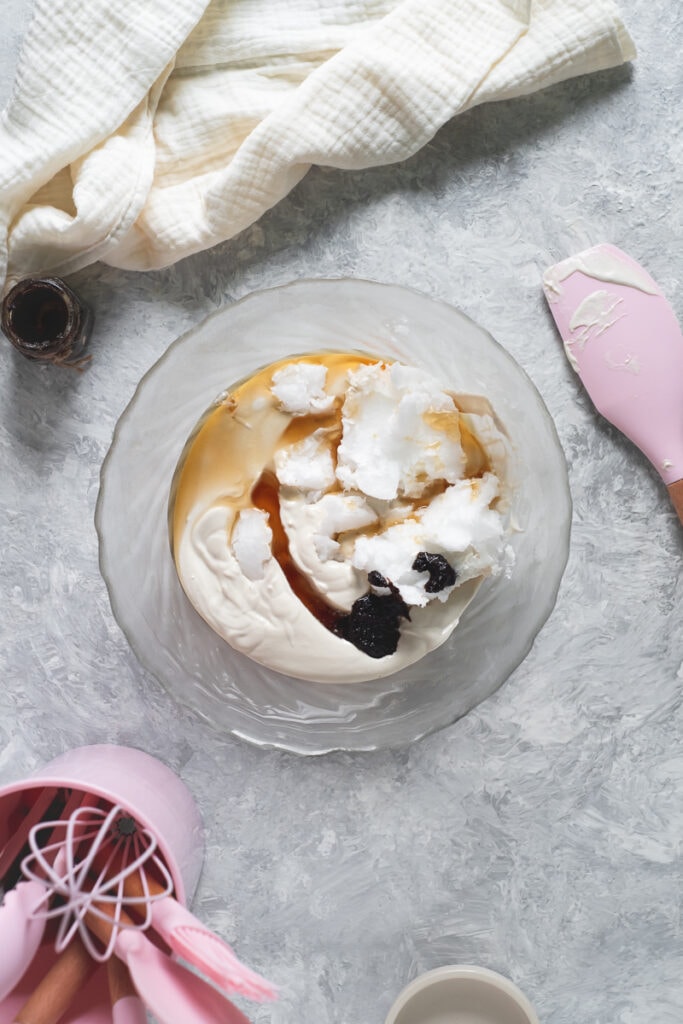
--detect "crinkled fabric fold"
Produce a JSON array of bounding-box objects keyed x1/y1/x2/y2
[{"x1": 0, "y1": 0, "x2": 635, "y2": 291}]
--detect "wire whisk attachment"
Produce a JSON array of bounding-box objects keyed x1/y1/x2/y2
[{"x1": 21, "y1": 801, "x2": 174, "y2": 961}]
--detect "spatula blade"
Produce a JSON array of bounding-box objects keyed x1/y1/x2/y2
[
  {"x1": 543, "y1": 243, "x2": 683, "y2": 488},
  {"x1": 117, "y1": 930, "x2": 251, "y2": 1024}
]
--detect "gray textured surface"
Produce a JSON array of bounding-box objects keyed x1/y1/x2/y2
[{"x1": 1, "y1": 3, "x2": 681, "y2": 1023}]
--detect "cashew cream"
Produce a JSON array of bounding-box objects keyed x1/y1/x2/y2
[{"x1": 170, "y1": 352, "x2": 513, "y2": 683}]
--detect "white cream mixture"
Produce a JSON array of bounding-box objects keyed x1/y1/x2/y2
[
  {"x1": 563, "y1": 289, "x2": 624, "y2": 372},
  {"x1": 543, "y1": 243, "x2": 659, "y2": 301},
  {"x1": 171, "y1": 354, "x2": 513, "y2": 683}
]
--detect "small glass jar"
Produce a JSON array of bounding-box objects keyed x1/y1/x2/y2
[{"x1": 1, "y1": 277, "x2": 93, "y2": 368}]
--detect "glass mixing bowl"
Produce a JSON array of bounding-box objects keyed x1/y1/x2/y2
[{"x1": 96, "y1": 279, "x2": 571, "y2": 754}]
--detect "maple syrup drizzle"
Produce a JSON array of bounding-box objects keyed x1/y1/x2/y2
[{"x1": 251, "y1": 470, "x2": 341, "y2": 631}]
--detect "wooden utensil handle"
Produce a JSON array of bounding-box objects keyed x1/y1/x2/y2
[
  {"x1": 108, "y1": 956, "x2": 137, "y2": 1004},
  {"x1": 13, "y1": 937, "x2": 96, "y2": 1024},
  {"x1": 85, "y1": 899, "x2": 135, "y2": 947},
  {"x1": 667, "y1": 478, "x2": 683, "y2": 525},
  {"x1": 90, "y1": 841, "x2": 166, "y2": 900},
  {"x1": 0, "y1": 788, "x2": 59, "y2": 880},
  {"x1": 108, "y1": 958, "x2": 147, "y2": 1024},
  {"x1": 122, "y1": 866, "x2": 165, "y2": 900}
]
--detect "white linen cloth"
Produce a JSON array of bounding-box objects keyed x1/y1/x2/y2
[{"x1": 0, "y1": 0, "x2": 634, "y2": 292}]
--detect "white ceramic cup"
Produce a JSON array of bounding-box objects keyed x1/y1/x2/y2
[{"x1": 384, "y1": 965, "x2": 540, "y2": 1024}]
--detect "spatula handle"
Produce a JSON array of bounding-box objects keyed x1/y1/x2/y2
[
  {"x1": 108, "y1": 958, "x2": 147, "y2": 1024},
  {"x1": 12, "y1": 936, "x2": 96, "y2": 1024},
  {"x1": 667, "y1": 479, "x2": 683, "y2": 526}
]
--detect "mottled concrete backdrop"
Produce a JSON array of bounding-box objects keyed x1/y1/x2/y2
[{"x1": 1, "y1": 3, "x2": 681, "y2": 1023}]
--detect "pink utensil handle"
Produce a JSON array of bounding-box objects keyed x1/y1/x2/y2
[
  {"x1": 115, "y1": 929, "x2": 252, "y2": 1024},
  {"x1": 108, "y1": 958, "x2": 147, "y2": 1024},
  {"x1": 0, "y1": 790, "x2": 93, "y2": 1000},
  {"x1": 0, "y1": 881, "x2": 49, "y2": 1001},
  {"x1": 111, "y1": 995, "x2": 147, "y2": 1024},
  {"x1": 117, "y1": 863, "x2": 277, "y2": 1001},
  {"x1": 87, "y1": 903, "x2": 252, "y2": 1024}
]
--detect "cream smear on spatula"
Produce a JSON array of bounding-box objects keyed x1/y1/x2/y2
[{"x1": 543, "y1": 245, "x2": 659, "y2": 301}]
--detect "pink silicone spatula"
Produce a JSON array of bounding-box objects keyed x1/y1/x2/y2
[
  {"x1": 87, "y1": 905, "x2": 252, "y2": 1024},
  {"x1": 0, "y1": 882, "x2": 50, "y2": 1001},
  {"x1": 114, "y1": 929, "x2": 252, "y2": 1024},
  {"x1": 88, "y1": 812, "x2": 277, "y2": 1002},
  {"x1": 543, "y1": 243, "x2": 683, "y2": 523},
  {"x1": 108, "y1": 958, "x2": 147, "y2": 1024},
  {"x1": 122, "y1": 871, "x2": 277, "y2": 1002}
]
